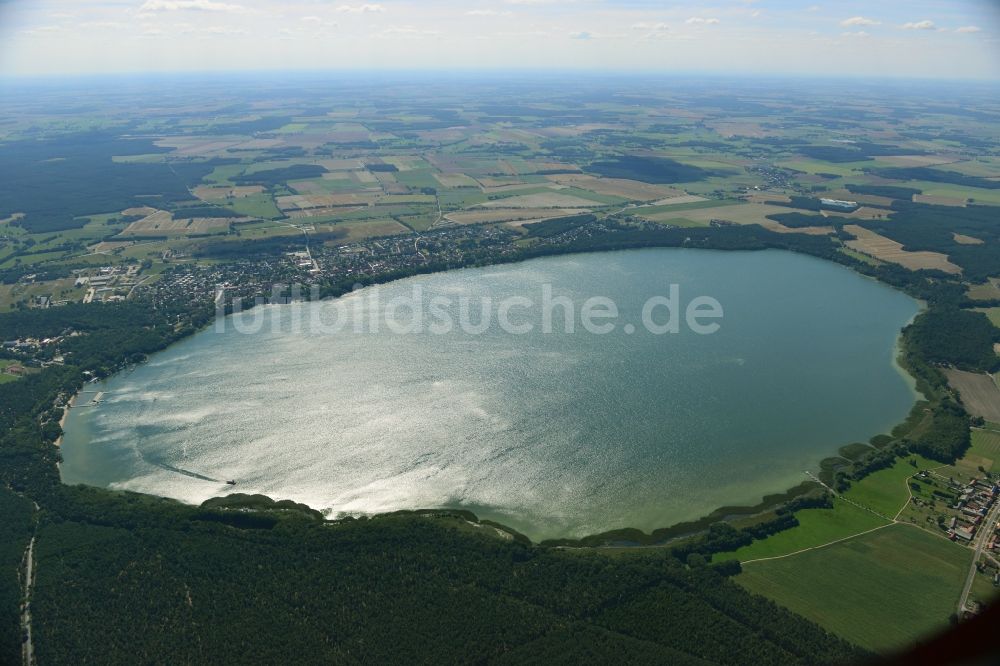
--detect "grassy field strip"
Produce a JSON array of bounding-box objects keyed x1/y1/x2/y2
[{"x1": 740, "y1": 523, "x2": 893, "y2": 564}]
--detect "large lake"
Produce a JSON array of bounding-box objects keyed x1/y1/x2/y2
[{"x1": 61, "y1": 249, "x2": 919, "y2": 540}]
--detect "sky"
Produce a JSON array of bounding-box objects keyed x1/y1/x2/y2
[{"x1": 0, "y1": 0, "x2": 998, "y2": 79}]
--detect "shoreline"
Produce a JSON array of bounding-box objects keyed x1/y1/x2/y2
[
  {"x1": 53, "y1": 391, "x2": 79, "y2": 448},
  {"x1": 53, "y1": 244, "x2": 926, "y2": 547}
]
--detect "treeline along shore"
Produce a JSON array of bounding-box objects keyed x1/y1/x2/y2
[{"x1": 1, "y1": 219, "x2": 994, "y2": 663}]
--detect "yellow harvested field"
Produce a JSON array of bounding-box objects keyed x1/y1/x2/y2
[
  {"x1": 944, "y1": 369, "x2": 1000, "y2": 423},
  {"x1": 745, "y1": 193, "x2": 790, "y2": 204},
  {"x1": 154, "y1": 136, "x2": 243, "y2": 157},
  {"x1": 446, "y1": 208, "x2": 591, "y2": 225},
  {"x1": 192, "y1": 185, "x2": 264, "y2": 201},
  {"x1": 481, "y1": 192, "x2": 600, "y2": 209},
  {"x1": 677, "y1": 203, "x2": 834, "y2": 236},
  {"x1": 545, "y1": 174, "x2": 683, "y2": 201},
  {"x1": 968, "y1": 279, "x2": 1000, "y2": 301},
  {"x1": 476, "y1": 177, "x2": 525, "y2": 188},
  {"x1": 954, "y1": 233, "x2": 984, "y2": 245},
  {"x1": 434, "y1": 173, "x2": 480, "y2": 188},
  {"x1": 316, "y1": 159, "x2": 365, "y2": 171},
  {"x1": 845, "y1": 193, "x2": 895, "y2": 208},
  {"x1": 479, "y1": 182, "x2": 550, "y2": 195},
  {"x1": 324, "y1": 219, "x2": 409, "y2": 243},
  {"x1": 382, "y1": 156, "x2": 425, "y2": 171},
  {"x1": 836, "y1": 206, "x2": 890, "y2": 221},
  {"x1": 119, "y1": 210, "x2": 232, "y2": 237},
  {"x1": 277, "y1": 193, "x2": 378, "y2": 210},
  {"x1": 230, "y1": 138, "x2": 283, "y2": 151},
  {"x1": 89, "y1": 240, "x2": 136, "y2": 253},
  {"x1": 844, "y1": 224, "x2": 961, "y2": 274},
  {"x1": 287, "y1": 207, "x2": 363, "y2": 220},
  {"x1": 121, "y1": 206, "x2": 158, "y2": 217},
  {"x1": 649, "y1": 195, "x2": 708, "y2": 206},
  {"x1": 877, "y1": 155, "x2": 961, "y2": 168},
  {"x1": 914, "y1": 194, "x2": 966, "y2": 207},
  {"x1": 502, "y1": 219, "x2": 551, "y2": 233},
  {"x1": 352, "y1": 170, "x2": 378, "y2": 184}
]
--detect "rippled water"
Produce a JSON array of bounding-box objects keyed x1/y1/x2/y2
[{"x1": 61, "y1": 248, "x2": 919, "y2": 540}]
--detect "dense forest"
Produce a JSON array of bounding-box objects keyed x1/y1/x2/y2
[
  {"x1": 904, "y1": 308, "x2": 1000, "y2": 372},
  {"x1": 871, "y1": 166, "x2": 1000, "y2": 190},
  {"x1": 0, "y1": 132, "x2": 189, "y2": 232},
  {"x1": 587, "y1": 156, "x2": 717, "y2": 183}
]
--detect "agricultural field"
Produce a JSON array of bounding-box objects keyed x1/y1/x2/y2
[
  {"x1": 736, "y1": 525, "x2": 971, "y2": 653},
  {"x1": 712, "y1": 499, "x2": 889, "y2": 563},
  {"x1": 944, "y1": 369, "x2": 1000, "y2": 423},
  {"x1": 843, "y1": 225, "x2": 962, "y2": 274},
  {"x1": 2, "y1": 75, "x2": 999, "y2": 328}
]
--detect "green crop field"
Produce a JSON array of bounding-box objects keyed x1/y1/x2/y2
[
  {"x1": 226, "y1": 194, "x2": 283, "y2": 220},
  {"x1": 736, "y1": 524, "x2": 971, "y2": 652},
  {"x1": 970, "y1": 428, "x2": 1000, "y2": 468},
  {"x1": 713, "y1": 499, "x2": 889, "y2": 563},
  {"x1": 841, "y1": 454, "x2": 939, "y2": 518}
]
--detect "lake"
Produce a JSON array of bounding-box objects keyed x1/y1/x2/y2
[{"x1": 61, "y1": 248, "x2": 920, "y2": 541}]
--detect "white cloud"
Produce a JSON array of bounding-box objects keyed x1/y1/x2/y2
[
  {"x1": 569, "y1": 31, "x2": 592, "y2": 40},
  {"x1": 632, "y1": 22, "x2": 669, "y2": 32},
  {"x1": 80, "y1": 21, "x2": 126, "y2": 29},
  {"x1": 379, "y1": 26, "x2": 438, "y2": 38},
  {"x1": 685, "y1": 17, "x2": 720, "y2": 26},
  {"x1": 301, "y1": 16, "x2": 322, "y2": 23},
  {"x1": 18, "y1": 25, "x2": 65, "y2": 37},
  {"x1": 841, "y1": 31, "x2": 869, "y2": 38},
  {"x1": 902, "y1": 20, "x2": 935, "y2": 30},
  {"x1": 956, "y1": 26, "x2": 981, "y2": 34},
  {"x1": 335, "y1": 4, "x2": 384, "y2": 14},
  {"x1": 840, "y1": 17, "x2": 879, "y2": 27},
  {"x1": 466, "y1": 10, "x2": 511, "y2": 16},
  {"x1": 139, "y1": 0, "x2": 248, "y2": 13}
]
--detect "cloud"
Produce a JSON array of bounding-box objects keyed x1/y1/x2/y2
[
  {"x1": 569, "y1": 31, "x2": 591, "y2": 40},
  {"x1": 138, "y1": 0, "x2": 248, "y2": 12},
  {"x1": 685, "y1": 17, "x2": 720, "y2": 25},
  {"x1": 80, "y1": 21, "x2": 127, "y2": 29},
  {"x1": 18, "y1": 25, "x2": 65, "y2": 37},
  {"x1": 902, "y1": 20, "x2": 935, "y2": 30},
  {"x1": 840, "y1": 16, "x2": 879, "y2": 27},
  {"x1": 466, "y1": 9, "x2": 511, "y2": 16},
  {"x1": 335, "y1": 4, "x2": 384, "y2": 13},
  {"x1": 632, "y1": 22, "x2": 669, "y2": 32},
  {"x1": 956, "y1": 26, "x2": 981, "y2": 34},
  {"x1": 379, "y1": 26, "x2": 438, "y2": 38},
  {"x1": 841, "y1": 31, "x2": 869, "y2": 38}
]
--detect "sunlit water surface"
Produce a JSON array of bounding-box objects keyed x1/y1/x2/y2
[{"x1": 61, "y1": 249, "x2": 919, "y2": 540}]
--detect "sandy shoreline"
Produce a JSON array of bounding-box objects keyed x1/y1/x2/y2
[{"x1": 54, "y1": 392, "x2": 80, "y2": 448}]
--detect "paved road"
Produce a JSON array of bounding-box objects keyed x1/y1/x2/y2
[{"x1": 958, "y1": 495, "x2": 1000, "y2": 615}]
